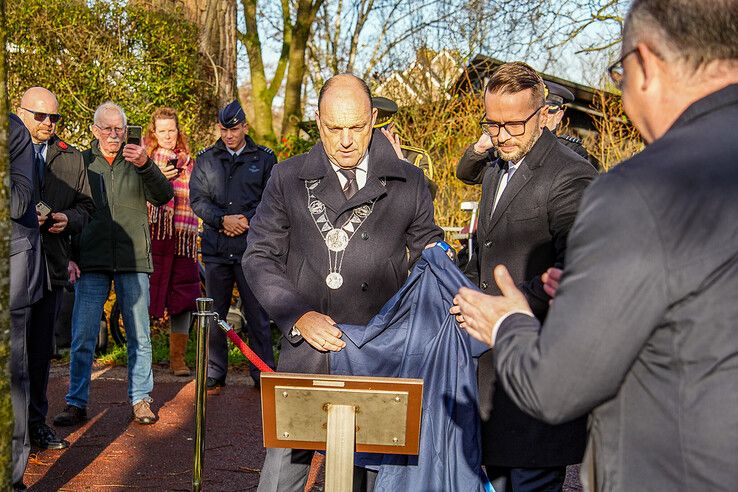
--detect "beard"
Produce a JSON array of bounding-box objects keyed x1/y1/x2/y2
[{"x1": 496, "y1": 127, "x2": 542, "y2": 163}]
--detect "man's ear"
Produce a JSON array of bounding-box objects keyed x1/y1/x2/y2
[
  {"x1": 538, "y1": 106, "x2": 549, "y2": 129},
  {"x1": 370, "y1": 107, "x2": 378, "y2": 128},
  {"x1": 636, "y1": 42, "x2": 664, "y2": 94}
]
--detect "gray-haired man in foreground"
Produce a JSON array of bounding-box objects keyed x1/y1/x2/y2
[{"x1": 452, "y1": 0, "x2": 738, "y2": 489}]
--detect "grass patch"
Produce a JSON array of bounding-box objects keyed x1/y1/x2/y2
[{"x1": 94, "y1": 328, "x2": 280, "y2": 369}]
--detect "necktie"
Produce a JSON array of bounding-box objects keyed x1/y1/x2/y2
[
  {"x1": 491, "y1": 163, "x2": 513, "y2": 215},
  {"x1": 339, "y1": 168, "x2": 358, "y2": 200},
  {"x1": 33, "y1": 143, "x2": 45, "y2": 189}
]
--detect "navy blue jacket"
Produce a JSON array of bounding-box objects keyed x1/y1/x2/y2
[
  {"x1": 190, "y1": 136, "x2": 276, "y2": 263},
  {"x1": 331, "y1": 248, "x2": 490, "y2": 492},
  {"x1": 9, "y1": 113, "x2": 44, "y2": 310}
]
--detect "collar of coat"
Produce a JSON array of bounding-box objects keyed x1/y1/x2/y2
[
  {"x1": 670, "y1": 83, "x2": 738, "y2": 132},
  {"x1": 212, "y1": 134, "x2": 258, "y2": 157},
  {"x1": 45, "y1": 135, "x2": 75, "y2": 163},
  {"x1": 298, "y1": 129, "x2": 409, "y2": 181}
]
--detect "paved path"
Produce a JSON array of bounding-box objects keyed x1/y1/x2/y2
[
  {"x1": 27, "y1": 363, "x2": 581, "y2": 491},
  {"x1": 27, "y1": 364, "x2": 271, "y2": 491}
]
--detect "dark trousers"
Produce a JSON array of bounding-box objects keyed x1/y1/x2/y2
[
  {"x1": 204, "y1": 261, "x2": 275, "y2": 381},
  {"x1": 257, "y1": 448, "x2": 375, "y2": 492},
  {"x1": 27, "y1": 286, "x2": 62, "y2": 426},
  {"x1": 487, "y1": 466, "x2": 566, "y2": 492},
  {"x1": 11, "y1": 306, "x2": 31, "y2": 489}
]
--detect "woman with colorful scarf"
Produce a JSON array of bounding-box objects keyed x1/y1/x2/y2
[{"x1": 144, "y1": 108, "x2": 200, "y2": 376}]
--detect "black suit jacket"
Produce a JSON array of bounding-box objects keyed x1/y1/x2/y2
[
  {"x1": 9, "y1": 113, "x2": 44, "y2": 310},
  {"x1": 456, "y1": 128, "x2": 595, "y2": 467},
  {"x1": 243, "y1": 130, "x2": 443, "y2": 374}
]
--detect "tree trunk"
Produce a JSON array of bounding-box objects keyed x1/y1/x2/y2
[
  {"x1": 0, "y1": 0, "x2": 15, "y2": 486},
  {"x1": 240, "y1": 0, "x2": 291, "y2": 147},
  {"x1": 281, "y1": 0, "x2": 323, "y2": 137},
  {"x1": 148, "y1": 0, "x2": 238, "y2": 111}
]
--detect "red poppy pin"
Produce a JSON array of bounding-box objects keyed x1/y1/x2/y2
[{"x1": 58, "y1": 141, "x2": 68, "y2": 150}]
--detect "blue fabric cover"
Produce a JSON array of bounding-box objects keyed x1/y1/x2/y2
[{"x1": 331, "y1": 247, "x2": 490, "y2": 492}]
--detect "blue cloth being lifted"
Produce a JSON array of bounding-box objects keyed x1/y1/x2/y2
[{"x1": 331, "y1": 247, "x2": 491, "y2": 492}]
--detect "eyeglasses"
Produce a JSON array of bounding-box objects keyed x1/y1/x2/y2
[
  {"x1": 94, "y1": 124, "x2": 126, "y2": 136},
  {"x1": 607, "y1": 48, "x2": 637, "y2": 90},
  {"x1": 479, "y1": 106, "x2": 543, "y2": 137},
  {"x1": 21, "y1": 107, "x2": 61, "y2": 124}
]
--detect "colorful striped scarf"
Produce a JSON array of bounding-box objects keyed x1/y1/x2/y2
[{"x1": 147, "y1": 147, "x2": 199, "y2": 258}]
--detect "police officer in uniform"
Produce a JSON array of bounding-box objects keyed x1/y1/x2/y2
[
  {"x1": 544, "y1": 81, "x2": 598, "y2": 169},
  {"x1": 189, "y1": 100, "x2": 277, "y2": 392},
  {"x1": 372, "y1": 96, "x2": 438, "y2": 199}
]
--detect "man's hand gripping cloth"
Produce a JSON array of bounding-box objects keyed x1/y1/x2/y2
[{"x1": 331, "y1": 247, "x2": 492, "y2": 492}]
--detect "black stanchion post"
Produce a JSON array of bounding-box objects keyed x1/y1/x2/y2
[{"x1": 193, "y1": 297, "x2": 214, "y2": 492}]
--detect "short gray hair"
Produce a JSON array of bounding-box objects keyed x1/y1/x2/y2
[
  {"x1": 624, "y1": 0, "x2": 738, "y2": 72},
  {"x1": 93, "y1": 101, "x2": 127, "y2": 127}
]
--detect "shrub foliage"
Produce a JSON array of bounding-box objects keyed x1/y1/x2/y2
[{"x1": 7, "y1": 0, "x2": 214, "y2": 150}]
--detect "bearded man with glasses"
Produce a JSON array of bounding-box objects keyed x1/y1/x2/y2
[{"x1": 455, "y1": 62, "x2": 596, "y2": 492}]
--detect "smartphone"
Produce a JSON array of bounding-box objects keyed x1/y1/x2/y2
[
  {"x1": 126, "y1": 125, "x2": 142, "y2": 146},
  {"x1": 36, "y1": 201, "x2": 52, "y2": 217},
  {"x1": 168, "y1": 158, "x2": 182, "y2": 178}
]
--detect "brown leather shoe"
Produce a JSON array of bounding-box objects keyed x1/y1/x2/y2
[{"x1": 132, "y1": 399, "x2": 157, "y2": 425}]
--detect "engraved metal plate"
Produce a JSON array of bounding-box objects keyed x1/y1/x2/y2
[
  {"x1": 274, "y1": 386, "x2": 408, "y2": 446},
  {"x1": 325, "y1": 228, "x2": 349, "y2": 252},
  {"x1": 326, "y1": 272, "x2": 343, "y2": 289}
]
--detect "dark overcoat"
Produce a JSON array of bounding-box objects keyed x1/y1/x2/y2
[
  {"x1": 9, "y1": 113, "x2": 43, "y2": 310},
  {"x1": 39, "y1": 136, "x2": 94, "y2": 286},
  {"x1": 243, "y1": 130, "x2": 443, "y2": 374},
  {"x1": 493, "y1": 83, "x2": 738, "y2": 491},
  {"x1": 457, "y1": 128, "x2": 596, "y2": 467},
  {"x1": 189, "y1": 136, "x2": 277, "y2": 264}
]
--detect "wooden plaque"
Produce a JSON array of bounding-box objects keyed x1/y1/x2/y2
[{"x1": 261, "y1": 372, "x2": 423, "y2": 455}]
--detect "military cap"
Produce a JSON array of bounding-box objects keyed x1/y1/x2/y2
[
  {"x1": 218, "y1": 99, "x2": 246, "y2": 128},
  {"x1": 372, "y1": 96, "x2": 399, "y2": 128},
  {"x1": 545, "y1": 81, "x2": 575, "y2": 109}
]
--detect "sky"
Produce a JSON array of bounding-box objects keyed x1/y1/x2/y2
[{"x1": 235, "y1": 0, "x2": 625, "y2": 115}]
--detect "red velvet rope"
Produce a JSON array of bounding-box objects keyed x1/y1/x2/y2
[{"x1": 224, "y1": 329, "x2": 274, "y2": 373}]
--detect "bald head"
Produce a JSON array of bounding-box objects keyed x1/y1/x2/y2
[
  {"x1": 18, "y1": 87, "x2": 60, "y2": 143},
  {"x1": 317, "y1": 74, "x2": 372, "y2": 113},
  {"x1": 315, "y1": 74, "x2": 377, "y2": 169}
]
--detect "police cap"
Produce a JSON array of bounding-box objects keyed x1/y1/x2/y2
[
  {"x1": 218, "y1": 100, "x2": 246, "y2": 128},
  {"x1": 372, "y1": 96, "x2": 398, "y2": 129},
  {"x1": 544, "y1": 81, "x2": 575, "y2": 110}
]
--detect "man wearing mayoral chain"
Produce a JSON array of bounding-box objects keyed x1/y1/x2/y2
[{"x1": 243, "y1": 73, "x2": 443, "y2": 491}]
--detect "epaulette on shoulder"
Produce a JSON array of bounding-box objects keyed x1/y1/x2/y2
[
  {"x1": 257, "y1": 144, "x2": 275, "y2": 155},
  {"x1": 197, "y1": 145, "x2": 214, "y2": 157},
  {"x1": 559, "y1": 134, "x2": 583, "y2": 145}
]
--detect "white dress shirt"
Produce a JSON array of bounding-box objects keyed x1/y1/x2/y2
[{"x1": 331, "y1": 153, "x2": 369, "y2": 190}]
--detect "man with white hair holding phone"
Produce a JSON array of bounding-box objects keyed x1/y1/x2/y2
[{"x1": 53, "y1": 101, "x2": 172, "y2": 427}]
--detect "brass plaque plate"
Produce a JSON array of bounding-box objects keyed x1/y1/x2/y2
[
  {"x1": 274, "y1": 386, "x2": 408, "y2": 446},
  {"x1": 261, "y1": 373, "x2": 423, "y2": 455}
]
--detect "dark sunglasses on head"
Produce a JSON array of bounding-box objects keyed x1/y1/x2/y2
[{"x1": 22, "y1": 107, "x2": 61, "y2": 124}]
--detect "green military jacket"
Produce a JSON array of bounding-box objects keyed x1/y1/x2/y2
[{"x1": 76, "y1": 140, "x2": 173, "y2": 273}]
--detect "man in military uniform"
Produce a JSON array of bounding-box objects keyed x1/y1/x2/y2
[
  {"x1": 544, "y1": 81, "x2": 597, "y2": 168},
  {"x1": 189, "y1": 100, "x2": 277, "y2": 393},
  {"x1": 372, "y1": 96, "x2": 438, "y2": 199}
]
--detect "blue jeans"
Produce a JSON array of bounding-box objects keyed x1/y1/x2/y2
[{"x1": 66, "y1": 272, "x2": 153, "y2": 407}]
